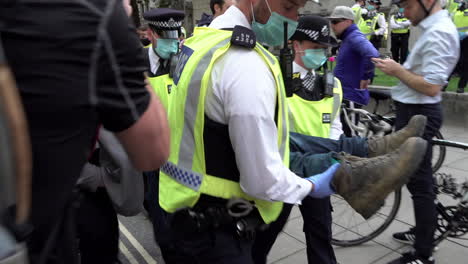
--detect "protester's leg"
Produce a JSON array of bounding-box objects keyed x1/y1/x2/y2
[
  {"x1": 289, "y1": 151, "x2": 336, "y2": 178},
  {"x1": 77, "y1": 188, "x2": 119, "y2": 264},
  {"x1": 290, "y1": 132, "x2": 368, "y2": 158},
  {"x1": 299, "y1": 196, "x2": 337, "y2": 264},
  {"x1": 394, "y1": 102, "x2": 442, "y2": 258},
  {"x1": 400, "y1": 33, "x2": 410, "y2": 64},
  {"x1": 252, "y1": 204, "x2": 294, "y2": 264}
]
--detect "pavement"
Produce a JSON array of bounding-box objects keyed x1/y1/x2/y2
[{"x1": 117, "y1": 123, "x2": 468, "y2": 264}]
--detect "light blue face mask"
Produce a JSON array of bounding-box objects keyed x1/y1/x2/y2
[
  {"x1": 399, "y1": 7, "x2": 404, "y2": 13},
  {"x1": 251, "y1": 0, "x2": 298, "y2": 46},
  {"x1": 301, "y1": 49, "x2": 327, "y2": 70},
  {"x1": 367, "y1": 5, "x2": 375, "y2": 10},
  {"x1": 154, "y1": 38, "x2": 179, "y2": 59}
]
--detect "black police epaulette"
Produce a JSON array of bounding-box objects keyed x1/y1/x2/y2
[{"x1": 231, "y1": 25, "x2": 256, "y2": 49}]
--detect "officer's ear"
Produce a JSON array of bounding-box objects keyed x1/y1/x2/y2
[{"x1": 292, "y1": 40, "x2": 301, "y2": 53}]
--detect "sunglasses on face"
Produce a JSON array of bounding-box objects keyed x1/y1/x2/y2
[
  {"x1": 330, "y1": 19, "x2": 344, "y2": 25},
  {"x1": 331, "y1": 19, "x2": 346, "y2": 25}
]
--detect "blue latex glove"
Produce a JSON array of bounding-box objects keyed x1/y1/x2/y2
[{"x1": 306, "y1": 163, "x2": 341, "y2": 198}]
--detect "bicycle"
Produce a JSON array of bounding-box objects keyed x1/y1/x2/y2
[{"x1": 331, "y1": 138, "x2": 468, "y2": 247}]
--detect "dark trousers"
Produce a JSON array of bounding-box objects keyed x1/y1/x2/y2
[
  {"x1": 391, "y1": 32, "x2": 409, "y2": 64},
  {"x1": 143, "y1": 170, "x2": 172, "y2": 248},
  {"x1": 159, "y1": 223, "x2": 254, "y2": 264},
  {"x1": 370, "y1": 35, "x2": 383, "y2": 50},
  {"x1": 252, "y1": 133, "x2": 368, "y2": 264},
  {"x1": 77, "y1": 188, "x2": 119, "y2": 264},
  {"x1": 394, "y1": 101, "x2": 442, "y2": 258},
  {"x1": 455, "y1": 37, "x2": 468, "y2": 90}
]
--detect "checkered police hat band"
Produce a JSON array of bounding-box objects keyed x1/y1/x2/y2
[{"x1": 148, "y1": 19, "x2": 183, "y2": 29}]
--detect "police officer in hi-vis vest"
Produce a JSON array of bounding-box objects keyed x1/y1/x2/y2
[
  {"x1": 390, "y1": 7, "x2": 411, "y2": 63},
  {"x1": 141, "y1": 8, "x2": 184, "y2": 251},
  {"x1": 453, "y1": 0, "x2": 468, "y2": 92},
  {"x1": 352, "y1": 0, "x2": 369, "y2": 24},
  {"x1": 360, "y1": 0, "x2": 388, "y2": 49},
  {"x1": 252, "y1": 15, "x2": 344, "y2": 264},
  {"x1": 143, "y1": 8, "x2": 184, "y2": 108},
  {"x1": 156, "y1": 0, "x2": 427, "y2": 262}
]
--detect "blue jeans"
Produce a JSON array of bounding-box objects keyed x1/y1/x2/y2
[{"x1": 252, "y1": 132, "x2": 368, "y2": 264}]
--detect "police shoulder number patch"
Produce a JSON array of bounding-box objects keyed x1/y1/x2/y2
[{"x1": 231, "y1": 25, "x2": 256, "y2": 49}]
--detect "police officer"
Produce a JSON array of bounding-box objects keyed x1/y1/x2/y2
[
  {"x1": 252, "y1": 15, "x2": 344, "y2": 264},
  {"x1": 352, "y1": 0, "x2": 368, "y2": 24},
  {"x1": 141, "y1": 8, "x2": 184, "y2": 254},
  {"x1": 361, "y1": 0, "x2": 388, "y2": 49},
  {"x1": 156, "y1": 0, "x2": 426, "y2": 263},
  {"x1": 390, "y1": 7, "x2": 411, "y2": 63},
  {"x1": 453, "y1": 0, "x2": 467, "y2": 92}
]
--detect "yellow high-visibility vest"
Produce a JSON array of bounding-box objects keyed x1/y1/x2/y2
[
  {"x1": 288, "y1": 75, "x2": 343, "y2": 138},
  {"x1": 159, "y1": 27, "x2": 290, "y2": 224}
]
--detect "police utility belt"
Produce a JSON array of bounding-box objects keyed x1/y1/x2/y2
[{"x1": 171, "y1": 196, "x2": 267, "y2": 240}]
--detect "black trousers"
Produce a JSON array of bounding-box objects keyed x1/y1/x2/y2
[
  {"x1": 77, "y1": 188, "x2": 119, "y2": 264},
  {"x1": 370, "y1": 35, "x2": 383, "y2": 50},
  {"x1": 455, "y1": 37, "x2": 468, "y2": 90},
  {"x1": 157, "y1": 210, "x2": 255, "y2": 264},
  {"x1": 391, "y1": 32, "x2": 409, "y2": 64},
  {"x1": 394, "y1": 101, "x2": 443, "y2": 258}
]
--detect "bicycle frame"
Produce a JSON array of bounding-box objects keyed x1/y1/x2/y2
[{"x1": 341, "y1": 105, "x2": 393, "y2": 137}]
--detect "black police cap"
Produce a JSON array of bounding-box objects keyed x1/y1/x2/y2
[
  {"x1": 143, "y1": 8, "x2": 185, "y2": 31},
  {"x1": 290, "y1": 15, "x2": 338, "y2": 47}
]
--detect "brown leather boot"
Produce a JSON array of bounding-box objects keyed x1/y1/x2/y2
[
  {"x1": 332, "y1": 137, "x2": 427, "y2": 219},
  {"x1": 367, "y1": 115, "x2": 427, "y2": 157}
]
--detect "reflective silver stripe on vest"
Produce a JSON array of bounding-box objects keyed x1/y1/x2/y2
[
  {"x1": 458, "y1": 26, "x2": 468, "y2": 31},
  {"x1": 277, "y1": 74, "x2": 288, "y2": 158},
  {"x1": 328, "y1": 74, "x2": 341, "y2": 122},
  {"x1": 161, "y1": 162, "x2": 202, "y2": 191},
  {"x1": 259, "y1": 45, "x2": 276, "y2": 66},
  {"x1": 331, "y1": 92, "x2": 341, "y2": 122},
  {"x1": 178, "y1": 39, "x2": 231, "y2": 170}
]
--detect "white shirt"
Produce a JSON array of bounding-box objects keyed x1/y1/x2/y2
[
  {"x1": 392, "y1": 10, "x2": 460, "y2": 104},
  {"x1": 293, "y1": 62, "x2": 343, "y2": 140},
  {"x1": 390, "y1": 15, "x2": 411, "y2": 31},
  {"x1": 148, "y1": 47, "x2": 161, "y2": 75},
  {"x1": 207, "y1": 6, "x2": 312, "y2": 204}
]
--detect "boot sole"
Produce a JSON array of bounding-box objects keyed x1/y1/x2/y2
[{"x1": 348, "y1": 138, "x2": 428, "y2": 219}]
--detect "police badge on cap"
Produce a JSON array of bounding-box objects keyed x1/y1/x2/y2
[
  {"x1": 290, "y1": 15, "x2": 338, "y2": 47},
  {"x1": 143, "y1": 8, "x2": 185, "y2": 31}
]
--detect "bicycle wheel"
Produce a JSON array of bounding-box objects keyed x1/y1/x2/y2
[
  {"x1": 432, "y1": 131, "x2": 446, "y2": 173},
  {"x1": 331, "y1": 189, "x2": 401, "y2": 247}
]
